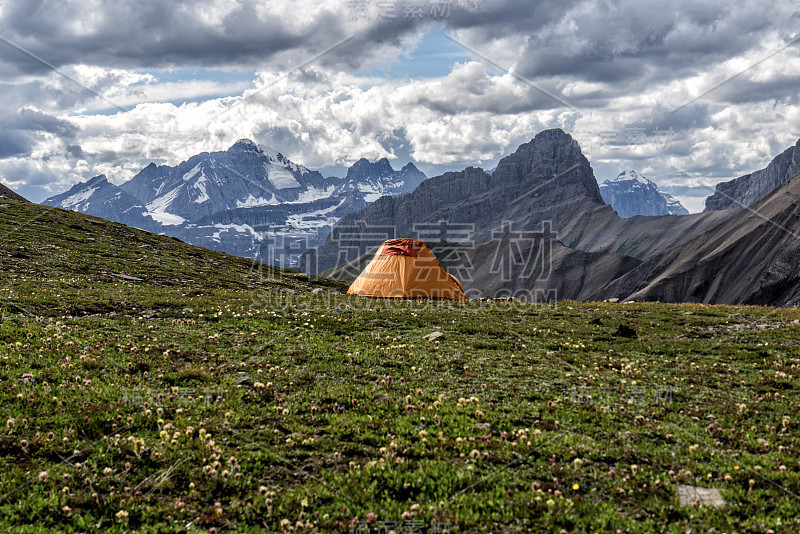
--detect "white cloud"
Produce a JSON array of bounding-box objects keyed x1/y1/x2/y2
[{"x1": 1, "y1": 0, "x2": 799, "y2": 210}]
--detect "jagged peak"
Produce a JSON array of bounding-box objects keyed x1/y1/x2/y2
[
  {"x1": 346, "y1": 157, "x2": 397, "y2": 180},
  {"x1": 534, "y1": 127, "x2": 570, "y2": 140},
  {"x1": 228, "y1": 138, "x2": 283, "y2": 160},
  {"x1": 86, "y1": 174, "x2": 109, "y2": 184},
  {"x1": 605, "y1": 170, "x2": 652, "y2": 186},
  {"x1": 230, "y1": 138, "x2": 257, "y2": 150}
]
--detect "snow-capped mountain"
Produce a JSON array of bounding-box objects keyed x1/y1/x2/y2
[
  {"x1": 44, "y1": 175, "x2": 161, "y2": 231},
  {"x1": 42, "y1": 140, "x2": 426, "y2": 267},
  {"x1": 340, "y1": 158, "x2": 426, "y2": 202},
  {"x1": 599, "y1": 170, "x2": 688, "y2": 217}
]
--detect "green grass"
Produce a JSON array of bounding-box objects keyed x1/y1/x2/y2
[{"x1": 1, "y1": 200, "x2": 799, "y2": 532}]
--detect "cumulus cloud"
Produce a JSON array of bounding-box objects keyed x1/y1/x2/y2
[{"x1": 1, "y1": 0, "x2": 800, "y2": 211}]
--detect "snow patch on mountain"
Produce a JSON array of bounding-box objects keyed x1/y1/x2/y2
[
  {"x1": 62, "y1": 187, "x2": 98, "y2": 211},
  {"x1": 266, "y1": 164, "x2": 301, "y2": 189},
  {"x1": 286, "y1": 201, "x2": 343, "y2": 229},
  {"x1": 146, "y1": 186, "x2": 182, "y2": 213},
  {"x1": 183, "y1": 163, "x2": 203, "y2": 182},
  {"x1": 145, "y1": 211, "x2": 185, "y2": 225},
  {"x1": 211, "y1": 223, "x2": 262, "y2": 243},
  {"x1": 192, "y1": 175, "x2": 210, "y2": 203},
  {"x1": 236, "y1": 194, "x2": 278, "y2": 208},
  {"x1": 295, "y1": 185, "x2": 336, "y2": 203}
]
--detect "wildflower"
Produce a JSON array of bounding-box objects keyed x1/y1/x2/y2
[
  {"x1": 38, "y1": 471, "x2": 48, "y2": 481},
  {"x1": 115, "y1": 510, "x2": 129, "y2": 520},
  {"x1": 546, "y1": 498, "x2": 555, "y2": 509},
  {"x1": 103, "y1": 467, "x2": 113, "y2": 475},
  {"x1": 572, "y1": 483, "x2": 580, "y2": 491}
]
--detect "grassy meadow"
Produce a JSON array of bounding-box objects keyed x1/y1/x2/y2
[{"x1": 1, "y1": 199, "x2": 799, "y2": 532}]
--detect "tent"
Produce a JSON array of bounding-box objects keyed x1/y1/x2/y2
[{"x1": 347, "y1": 238, "x2": 467, "y2": 300}]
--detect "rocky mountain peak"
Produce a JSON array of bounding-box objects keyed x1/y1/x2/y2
[
  {"x1": 230, "y1": 138, "x2": 258, "y2": 151},
  {"x1": 705, "y1": 138, "x2": 800, "y2": 211},
  {"x1": 611, "y1": 170, "x2": 649, "y2": 184},
  {"x1": 600, "y1": 170, "x2": 688, "y2": 217},
  {"x1": 490, "y1": 128, "x2": 603, "y2": 204},
  {"x1": 346, "y1": 157, "x2": 395, "y2": 180},
  {"x1": 86, "y1": 174, "x2": 110, "y2": 185}
]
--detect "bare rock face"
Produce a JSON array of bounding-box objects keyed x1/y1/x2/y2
[
  {"x1": 301, "y1": 128, "x2": 608, "y2": 274},
  {"x1": 444, "y1": 235, "x2": 642, "y2": 302},
  {"x1": 594, "y1": 170, "x2": 800, "y2": 305},
  {"x1": 705, "y1": 139, "x2": 800, "y2": 210}
]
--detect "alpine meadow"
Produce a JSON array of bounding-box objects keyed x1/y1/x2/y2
[{"x1": 3, "y1": 0, "x2": 800, "y2": 532}]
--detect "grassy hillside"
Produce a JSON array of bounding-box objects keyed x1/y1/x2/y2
[{"x1": 1, "y1": 200, "x2": 799, "y2": 532}]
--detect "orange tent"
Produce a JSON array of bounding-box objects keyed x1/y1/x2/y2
[{"x1": 347, "y1": 238, "x2": 467, "y2": 300}]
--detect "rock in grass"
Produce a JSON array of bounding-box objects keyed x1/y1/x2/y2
[
  {"x1": 676, "y1": 484, "x2": 726, "y2": 508},
  {"x1": 613, "y1": 324, "x2": 637, "y2": 338},
  {"x1": 423, "y1": 331, "x2": 443, "y2": 341}
]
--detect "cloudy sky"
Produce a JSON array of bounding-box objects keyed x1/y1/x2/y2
[{"x1": 1, "y1": 0, "x2": 799, "y2": 211}]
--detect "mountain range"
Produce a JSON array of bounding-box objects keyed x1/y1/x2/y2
[
  {"x1": 43, "y1": 140, "x2": 426, "y2": 266},
  {"x1": 302, "y1": 129, "x2": 800, "y2": 305},
  {"x1": 34, "y1": 127, "x2": 800, "y2": 305},
  {"x1": 596, "y1": 168, "x2": 800, "y2": 304}
]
